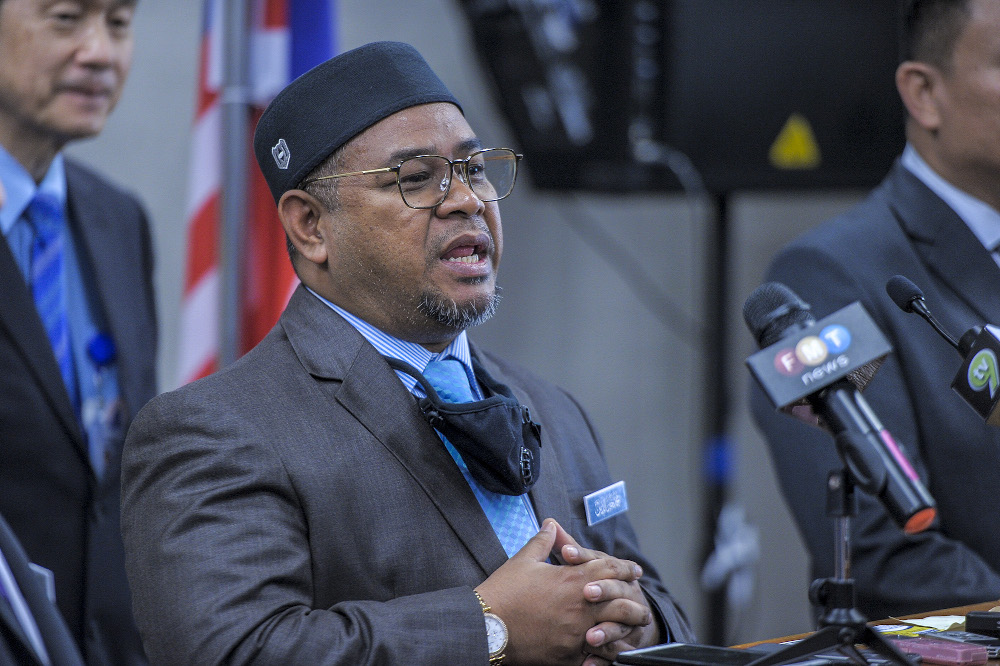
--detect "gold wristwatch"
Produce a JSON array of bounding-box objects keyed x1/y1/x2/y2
[{"x1": 474, "y1": 590, "x2": 507, "y2": 665}]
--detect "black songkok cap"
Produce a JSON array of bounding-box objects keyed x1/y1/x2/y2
[{"x1": 253, "y1": 41, "x2": 462, "y2": 203}]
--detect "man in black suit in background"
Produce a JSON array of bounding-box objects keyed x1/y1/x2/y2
[
  {"x1": 752, "y1": 0, "x2": 1000, "y2": 619},
  {"x1": 0, "y1": 1, "x2": 155, "y2": 663}
]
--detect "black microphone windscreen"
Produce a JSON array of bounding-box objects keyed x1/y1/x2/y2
[
  {"x1": 743, "y1": 282, "x2": 815, "y2": 348},
  {"x1": 885, "y1": 275, "x2": 922, "y2": 313}
]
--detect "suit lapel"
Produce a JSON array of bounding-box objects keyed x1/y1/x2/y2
[
  {"x1": 6, "y1": 553, "x2": 80, "y2": 664},
  {"x1": 890, "y1": 164, "x2": 1000, "y2": 324},
  {"x1": 0, "y1": 520, "x2": 45, "y2": 666},
  {"x1": 0, "y1": 586, "x2": 35, "y2": 665},
  {"x1": 472, "y1": 349, "x2": 576, "y2": 528},
  {"x1": 281, "y1": 288, "x2": 509, "y2": 575},
  {"x1": 0, "y1": 207, "x2": 82, "y2": 446},
  {"x1": 64, "y1": 163, "x2": 144, "y2": 423}
]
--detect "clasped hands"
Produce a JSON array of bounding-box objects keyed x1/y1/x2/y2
[{"x1": 475, "y1": 518, "x2": 660, "y2": 666}]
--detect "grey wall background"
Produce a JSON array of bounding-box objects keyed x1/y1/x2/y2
[{"x1": 68, "y1": 0, "x2": 877, "y2": 645}]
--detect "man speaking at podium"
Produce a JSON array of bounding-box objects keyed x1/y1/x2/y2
[
  {"x1": 121, "y1": 42, "x2": 692, "y2": 664},
  {"x1": 752, "y1": 0, "x2": 1000, "y2": 619}
]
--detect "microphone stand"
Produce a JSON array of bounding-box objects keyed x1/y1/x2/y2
[{"x1": 745, "y1": 469, "x2": 918, "y2": 666}]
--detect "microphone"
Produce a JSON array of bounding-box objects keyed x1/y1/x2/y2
[
  {"x1": 886, "y1": 275, "x2": 1000, "y2": 426},
  {"x1": 885, "y1": 275, "x2": 961, "y2": 351},
  {"x1": 745, "y1": 282, "x2": 936, "y2": 535},
  {"x1": 744, "y1": 284, "x2": 891, "y2": 409}
]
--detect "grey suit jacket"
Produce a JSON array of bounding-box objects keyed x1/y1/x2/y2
[
  {"x1": 122, "y1": 285, "x2": 693, "y2": 665},
  {"x1": 0, "y1": 513, "x2": 84, "y2": 666},
  {"x1": 0, "y1": 159, "x2": 157, "y2": 664},
  {"x1": 751, "y1": 160, "x2": 1000, "y2": 619}
]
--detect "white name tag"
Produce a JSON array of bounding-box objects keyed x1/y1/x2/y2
[{"x1": 583, "y1": 481, "x2": 628, "y2": 526}]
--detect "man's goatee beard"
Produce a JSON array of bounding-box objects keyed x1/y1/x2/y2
[{"x1": 418, "y1": 285, "x2": 502, "y2": 331}]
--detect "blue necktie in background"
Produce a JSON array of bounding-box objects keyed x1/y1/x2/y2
[
  {"x1": 28, "y1": 193, "x2": 78, "y2": 414},
  {"x1": 422, "y1": 359, "x2": 537, "y2": 557}
]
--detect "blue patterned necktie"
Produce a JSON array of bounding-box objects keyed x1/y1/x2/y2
[
  {"x1": 422, "y1": 359, "x2": 538, "y2": 557},
  {"x1": 28, "y1": 193, "x2": 78, "y2": 414}
]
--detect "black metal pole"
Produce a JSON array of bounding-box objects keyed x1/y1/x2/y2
[
  {"x1": 700, "y1": 191, "x2": 731, "y2": 645},
  {"x1": 220, "y1": 0, "x2": 250, "y2": 368}
]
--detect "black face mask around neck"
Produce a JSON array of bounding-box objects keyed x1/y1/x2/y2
[{"x1": 383, "y1": 356, "x2": 542, "y2": 496}]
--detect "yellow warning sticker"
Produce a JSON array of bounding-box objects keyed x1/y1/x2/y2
[{"x1": 769, "y1": 113, "x2": 821, "y2": 170}]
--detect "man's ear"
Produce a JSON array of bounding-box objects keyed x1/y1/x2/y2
[
  {"x1": 896, "y1": 60, "x2": 943, "y2": 132},
  {"x1": 278, "y1": 189, "x2": 328, "y2": 266}
]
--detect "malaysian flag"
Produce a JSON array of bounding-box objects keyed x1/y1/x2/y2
[{"x1": 177, "y1": 0, "x2": 335, "y2": 387}]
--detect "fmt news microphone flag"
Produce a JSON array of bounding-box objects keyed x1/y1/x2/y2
[{"x1": 747, "y1": 301, "x2": 892, "y2": 410}]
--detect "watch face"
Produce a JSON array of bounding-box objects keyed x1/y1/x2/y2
[{"x1": 485, "y1": 613, "x2": 508, "y2": 654}]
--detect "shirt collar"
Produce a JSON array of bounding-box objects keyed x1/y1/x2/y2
[
  {"x1": 901, "y1": 143, "x2": 1000, "y2": 251},
  {"x1": 305, "y1": 287, "x2": 476, "y2": 395},
  {"x1": 0, "y1": 146, "x2": 67, "y2": 236}
]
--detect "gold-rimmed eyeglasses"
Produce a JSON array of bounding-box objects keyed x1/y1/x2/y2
[{"x1": 300, "y1": 147, "x2": 523, "y2": 209}]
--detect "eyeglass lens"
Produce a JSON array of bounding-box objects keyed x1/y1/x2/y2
[{"x1": 397, "y1": 149, "x2": 517, "y2": 208}]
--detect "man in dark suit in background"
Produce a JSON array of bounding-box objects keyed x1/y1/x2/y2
[
  {"x1": 0, "y1": 1, "x2": 155, "y2": 663},
  {"x1": 122, "y1": 41, "x2": 692, "y2": 665},
  {"x1": 0, "y1": 513, "x2": 84, "y2": 666},
  {"x1": 752, "y1": 0, "x2": 1000, "y2": 619}
]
